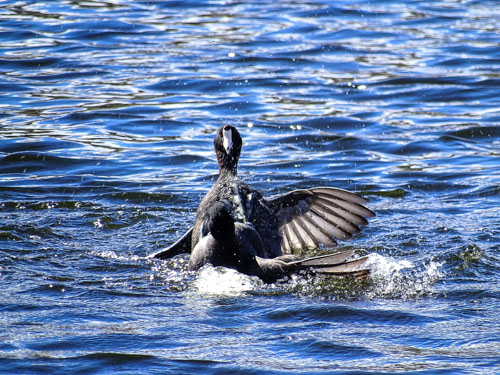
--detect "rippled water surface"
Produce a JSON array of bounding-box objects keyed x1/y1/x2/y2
[{"x1": 1, "y1": 0, "x2": 499, "y2": 374}]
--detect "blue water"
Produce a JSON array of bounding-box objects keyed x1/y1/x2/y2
[{"x1": 1, "y1": 0, "x2": 499, "y2": 374}]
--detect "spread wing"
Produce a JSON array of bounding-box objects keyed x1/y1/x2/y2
[
  {"x1": 148, "y1": 227, "x2": 193, "y2": 259},
  {"x1": 269, "y1": 187, "x2": 375, "y2": 253}
]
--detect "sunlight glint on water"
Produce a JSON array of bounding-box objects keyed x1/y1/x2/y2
[{"x1": 0, "y1": 0, "x2": 498, "y2": 374}]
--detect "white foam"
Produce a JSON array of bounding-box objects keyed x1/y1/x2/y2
[
  {"x1": 192, "y1": 265, "x2": 260, "y2": 296},
  {"x1": 149, "y1": 255, "x2": 192, "y2": 291},
  {"x1": 365, "y1": 253, "x2": 443, "y2": 299},
  {"x1": 92, "y1": 250, "x2": 141, "y2": 262},
  {"x1": 366, "y1": 253, "x2": 414, "y2": 276}
]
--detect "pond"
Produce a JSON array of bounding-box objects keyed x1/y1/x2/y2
[{"x1": 0, "y1": 1, "x2": 499, "y2": 374}]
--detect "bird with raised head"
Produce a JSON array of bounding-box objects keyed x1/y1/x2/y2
[{"x1": 150, "y1": 125, "x2": 375, "y2": 282}]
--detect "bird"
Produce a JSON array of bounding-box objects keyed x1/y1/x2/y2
[
  {"x1": 188, "y1": 200, "x2": 370, "y2": 283},
  {"x1": 149, "y1": 124, "x2": 375, "y2": 282}
]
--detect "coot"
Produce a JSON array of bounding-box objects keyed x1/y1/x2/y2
[{"x1": 150, "y1": 125, "x2": 375, "y2": 280}]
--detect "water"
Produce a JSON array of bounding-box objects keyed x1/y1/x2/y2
[{"x1": 1, "y1": 0, "x2": 499, "y2": 373}]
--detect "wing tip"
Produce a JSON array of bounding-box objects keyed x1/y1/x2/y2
[
  {"x1": 319, "y1": 268, "x2": 371, "y2": 280},
  {"x1": 311, "y1": 187, "x2": 370, "y2": 204},
  {"x1": 148, "y1": 227, "x2": 193, "y2": 259},
  {"x1": 147, "y1": 248, "x2": 173, "y2": 259}
]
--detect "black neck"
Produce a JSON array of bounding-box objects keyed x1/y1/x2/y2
[{"x1": 216, "y1": 151, "x2": 239, "y2": 175}]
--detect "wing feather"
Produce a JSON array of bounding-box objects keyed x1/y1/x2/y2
[
  {"x1": 148, "y1": 227, "x2": 193, "y2": 259},
  {"x1": 314, "y1": 256, "x2": 369, "y2": 273},
  {"x1": 281, "y1": 226, "x2": 292, "y2": 253},
  {"x1": 283, "y1": 222, "x2": 302, "y2": 250},
  {"x1": 304, "y1": 211, "x2": 351, "y2": 241},
  {"x1": 288, "y1": 218, "x2": 317, "y2": 249},
  {"x1": 311, "y1": 187, "x2": 369, "y2": 205},
  {"x1": 309, "y1": 205, "x2": 360, "y2": 235},
  {"x1": 269, "y1": 187, "x2": 375, "y2": 254},
  {"x1": 296, "y1": 215, "x2": 336, "y2": 248},
  {"x1": 315, "y1": 197, "x2": 368, "y2": 226},
  {"x1": 316, "y1": 192, "x2": 375, "y2": 218}
]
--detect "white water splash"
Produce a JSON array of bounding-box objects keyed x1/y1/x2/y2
[
  {"x1": 365, "y1": 253, "x2": 443, "y2": 299},
  {"x1": 192, "y1": 265, "x2": 260, "y2": 296},
  {"x1": 91, "y1": 250, "x2": 141, "y2": 262},
  {"x1": 149, "y1": 255, "x2": 192, "y2": 291},
  {"x1": 152, "y1": 253, "x2": 443, "y2": 299}
]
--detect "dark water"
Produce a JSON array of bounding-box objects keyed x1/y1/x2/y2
[{"x1": 1, "y1": 0, "x2": 499, "y2": 374}]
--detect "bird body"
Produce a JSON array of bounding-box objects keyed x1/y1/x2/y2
[
  {"x1": 193, "y1": 173, "x2": 282, "y2": 259},
  {"x1": 150, "y1": 125, "x2": 375, "y2": 282}
]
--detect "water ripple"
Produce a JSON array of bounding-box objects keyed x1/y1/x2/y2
[{"x1": 1, "y1": 0, "x2": 499, "y2": 374}]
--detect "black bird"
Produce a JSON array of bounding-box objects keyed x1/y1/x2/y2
[
  {"x1": 149, "y1": 125, "x2": 375, "y2": 280},
  {"x1": 188, "y1": 200, "x2": 370, "y2": 283}
]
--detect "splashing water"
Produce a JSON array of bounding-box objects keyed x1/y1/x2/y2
[
  {"x1": 150, "y1": 251, "x2": 445, "y2": 300},
  {"x1": 192, "y1": 265, "x2": 260, "y2": 296},
  {"x1": 365, "y1": 253, "x2": 443, "y2": 300}
]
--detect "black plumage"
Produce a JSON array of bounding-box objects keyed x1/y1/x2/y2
[
  {"x1": 150, "y1": 125, "x2": 375, "y2": 282},
  {"x1": 189, "y1": 201, "x2": 370, "y2": 283}
]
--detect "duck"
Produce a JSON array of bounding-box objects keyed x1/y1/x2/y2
[{"x1": 149, "y1": 124, "x2": 375, "y2": 281}]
